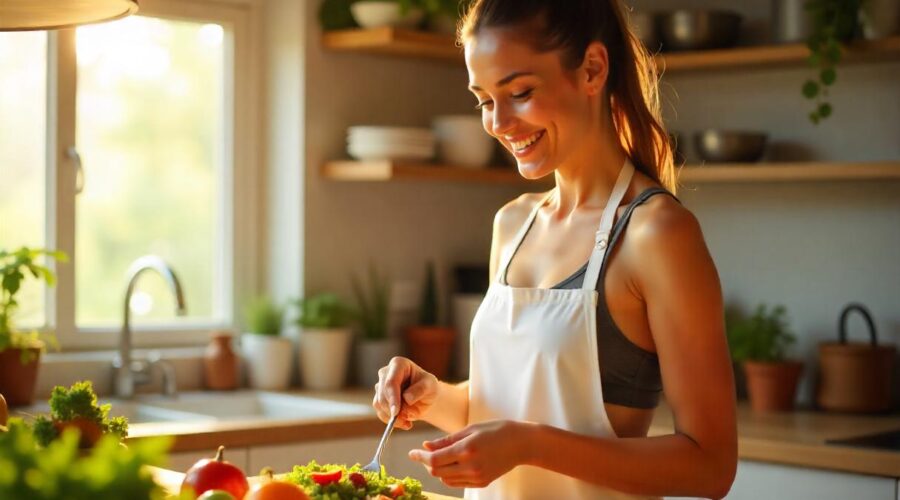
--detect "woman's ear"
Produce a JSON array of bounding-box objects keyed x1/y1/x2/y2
[{"x1": 580, "y1": 41, "x2": 609, "y2": 96}]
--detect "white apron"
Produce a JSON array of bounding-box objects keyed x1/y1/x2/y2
[{"x1": 466, "y1": 160, "x2": 654, "y2": 500}]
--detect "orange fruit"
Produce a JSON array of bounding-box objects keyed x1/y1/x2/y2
[{"x1": 244, "y1": 480, "x2": 309, "y2": 500}]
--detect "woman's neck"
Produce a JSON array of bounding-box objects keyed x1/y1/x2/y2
[{"x1": 550, "y1": 112, "x2": 627, "y2": 219}]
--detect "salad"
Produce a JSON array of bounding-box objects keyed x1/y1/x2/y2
[{"x1": 285, "y1": 460, "x2": 427, "y2": 500}]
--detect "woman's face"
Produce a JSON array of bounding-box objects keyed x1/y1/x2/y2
[{"x1": 465, "y1": 27, "x2": 599, "y2": 180}]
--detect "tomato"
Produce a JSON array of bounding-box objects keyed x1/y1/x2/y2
[
  {"x1": 387, "y1": 483, "x2": 405, "y2": 498},
  {"x1": 245, "y1": 468, "x2": 309, "y2": 500},
  {"x1": 348, "y1": 472, "x2": 367, "y2": 489},
  {"x1": 310, "y1": 469, "x2": 342, "y2": 486},
  {"x1": 196, "y1": 490, "x2": 236, "y2": 500},
  {"x1": 244, "y1": 481, "x2": 309, "y2": 500},
  {"x1": 181, "y1": 446, "x2": 249, "y2": 500}
]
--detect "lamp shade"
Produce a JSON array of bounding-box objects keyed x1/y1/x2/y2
[{"x1": 0, "y1": 0, "x2": 138, "y2": 31}]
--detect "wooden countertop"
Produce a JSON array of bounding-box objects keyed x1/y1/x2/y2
[{"x1": 128, "y1": 389, "x2": 900, "y2": 478}]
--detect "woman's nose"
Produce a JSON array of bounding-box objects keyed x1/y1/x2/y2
[{"x1": 489, "y1": 102, "x2": 516, "y2": 137}]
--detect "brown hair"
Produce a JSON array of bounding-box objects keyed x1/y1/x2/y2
[{"x1": 458, "y1": 0, "x2": 677, "y2": 193}]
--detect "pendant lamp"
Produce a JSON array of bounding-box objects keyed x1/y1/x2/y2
[{"x1": 0, "y1": 0, "x2": 138, "y2": 31}]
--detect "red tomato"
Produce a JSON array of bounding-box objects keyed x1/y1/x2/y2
[
  {"x1": 310, "y1": 469, "x2": 342, "y2": 486},
  {"x1": 181, "y1": 446, "x2": 249, "y2": 500},
  {"x1": 387, "y1": 483, "x2": 405, "y2": 498},
  {"x1": 348, "y1": 472, "x2": 367, "y2": 489}
]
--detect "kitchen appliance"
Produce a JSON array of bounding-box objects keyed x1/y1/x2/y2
[{"x1": 816, "y1": 303, "x2": 896, "y2": 413}]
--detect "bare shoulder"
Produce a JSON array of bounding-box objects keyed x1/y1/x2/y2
[
  {"x1": 493, "y1": 191, "x2": 549, "y2": 238},
  {"x1": 620, "y1": 192, "x2": 713, "y2": 286}
]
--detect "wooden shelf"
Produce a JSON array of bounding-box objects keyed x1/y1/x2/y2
[
  {"x1": 322, "y1": 27, "x2": 900, "y2": 72},
  {"x1": 658, "y1": 36, "x2": 900, "y2": 72},
  {"x1": 679, "y1": 161, "x2": 900, "y2": 183},
  {"x1": 323, "y1": 160, "x2": 900, "y2": 184},
  {"x1": 322, "y1": 160, "x2": 537, "y2": 184},
  {"x1": 322, "y1": 27, "x2": 461, "y2": 62}
]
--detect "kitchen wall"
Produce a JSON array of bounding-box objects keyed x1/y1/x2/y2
[{"x1": 266, "y1": 1, "x2": 899, "y2": 406}]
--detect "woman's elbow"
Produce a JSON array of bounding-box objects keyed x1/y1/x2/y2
[{"x1": 707, "y1": 453, "x2": 737, "y2": 499}]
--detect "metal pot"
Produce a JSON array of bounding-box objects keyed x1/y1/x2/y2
[
  {"x1": 772, "y1": 0, "x2": 813, "y2": 44},
  {"x1": 694, "y1": 130, "x2": 767, "y2": 163},
  {"x1": 658, "y1": 9, "x2": 742, "y2": 51}
]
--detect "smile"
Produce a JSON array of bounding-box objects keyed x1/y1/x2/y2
[{"x1": 508, "y1": 130, "x2": 545, "y2": 155}]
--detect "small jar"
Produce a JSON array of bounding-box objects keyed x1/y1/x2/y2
[{"x1": 204, "y1": 331, "x2": 239, "y2": 390}]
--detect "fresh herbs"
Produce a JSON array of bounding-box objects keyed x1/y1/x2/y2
[
  {"x1": 0, "y1": 246, "x2": 67, "y2": 360},
  {"x1": 243, "y1": 296, "x2": 284, "y2": 336},
  {"x1": 286, "y1": 460, "x2": 426, "y2": 500},
  {"x1": 0, "y1": 418, "x2": 171, "y2": 500},
  {"x1": 350, "y1": 264, "x2": 391, "y2": 340},
  {"x1": 726, "y1": 303, "x2": 797, "y2": 363},
  {"x1": 31, "y1": 381, "x2": 129, "y2": 447},
  {"x1": 294, "y1": 293, "x2": 353, "y2": 329}
]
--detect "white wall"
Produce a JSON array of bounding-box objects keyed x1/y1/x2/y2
[{"x1": 268, "y1": 1, "x2": 899, "y2": 406}]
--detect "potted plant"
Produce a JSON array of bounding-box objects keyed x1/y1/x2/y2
[
  {"x1": 240, "y1": 296, "x2": 292, "y2": 390},
  {"x1": 294, "y1": 293, "x2": 354, "y2": 390},
  {"x1": 405, "y1": 261, "x2": 455, "y2": 380},
  {"x1": 0, "y1": 247, "x2": 67, "y2": 406},
  {"x1": 727, "y1": 303, "x2": 803, "y2": 412},
  {"x1": 351, "y1": 264, "x2": 400, "y2": 388}
]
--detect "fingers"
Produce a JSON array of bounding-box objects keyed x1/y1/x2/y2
[
  {"x1": 382, "y1": 357, "x2": 408, "y2": 416},
  {"x1": 422, "y1": 428, "x2": 470, "y2": 451},
  {"x1": 409, "y1": 438, "x2": 469, "y2": 468},
  {"x1": 402, "y1": 377, "x2": 431, "y2": 406}
]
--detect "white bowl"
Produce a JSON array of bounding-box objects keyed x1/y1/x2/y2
[
  {"x1": 350, "y1": 2, "x2": 425, "y2": 29},
  {"x1": 433, "y1": 115, "x2": 494, "y2": 168},
  {"x1": 348, "y1": 142, "x2": 435, "y2": 161},
  {"x1": 348, "y1": 126, "x2": 435, "y2": 143}
]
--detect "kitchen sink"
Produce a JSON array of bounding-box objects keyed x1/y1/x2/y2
[
  {"x1": 14, "y1": 391, "x2": 373, "y2": 425},
  {"x1": 14, "y1": 399, "x2": 215, "y2": 424},
  {"x1": 825, "y1": 428, "x2": 900, "y2": 452},
  {"x1": 136, "y1": 391, "x2": 373, "y2": 421}
]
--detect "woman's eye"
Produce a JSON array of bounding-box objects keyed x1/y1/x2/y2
[{"x1": 511, "y1": 89, "x2": 534, "y2": 100}]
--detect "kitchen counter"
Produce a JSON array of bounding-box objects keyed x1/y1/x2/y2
[{"x1": 127, "y1": 389, "x2": 900, "y2": 478}]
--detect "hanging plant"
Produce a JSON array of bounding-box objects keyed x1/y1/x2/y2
[{"x1": 802, "y1": 0, "x2": 862, "y2": 124}]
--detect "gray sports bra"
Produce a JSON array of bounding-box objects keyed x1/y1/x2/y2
[{"x1": 504, "y1": 187, "x2": 677, "y2": 409}]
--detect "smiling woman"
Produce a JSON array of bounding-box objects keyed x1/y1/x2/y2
[{"x1": 372, "y1": 1, "x2": 738, "y2": 499}]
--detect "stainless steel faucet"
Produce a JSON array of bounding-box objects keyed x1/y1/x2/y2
[{"x1": 113, "y1": 255, "x2": 187, "y2": 399}]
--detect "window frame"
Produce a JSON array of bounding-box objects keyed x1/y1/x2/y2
[{"x1": 46, "y1": 0, "x2": 262, "y2": 351}]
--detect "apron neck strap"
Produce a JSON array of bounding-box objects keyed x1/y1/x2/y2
[
  {"x1": 582, "y1": 159, "x2": 635, "y2": 291},
  {"x1": 496, "y1": 189, "x2": 555, "y2": 285}
]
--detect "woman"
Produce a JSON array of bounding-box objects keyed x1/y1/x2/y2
[{"x1": 373, "y1": 1, "x2": 737, "y2": 498}]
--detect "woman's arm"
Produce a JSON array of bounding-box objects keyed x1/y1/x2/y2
[
  {"x1": 412, "y1": 201, "x2": 737, "y2": 498},
  {"x1": 529, "y1": 201, "x2": 737, "y2": 498},
  {"x1": 419, "y1": 381, "x2": 469, "y2": 433}
]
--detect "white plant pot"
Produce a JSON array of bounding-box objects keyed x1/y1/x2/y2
[
  {"x1": 356, "y1": 338, "x2": 402, "y2": 388},
  {"x1": 298, "y1": 327, "x2": 353, "y2": 390},
  {"x1": 241, "y1": 333, "x2": 293, "y2": 390}
]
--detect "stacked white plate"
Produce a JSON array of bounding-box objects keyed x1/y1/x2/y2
[{"x1": 347, "y1": 126, "x2": 435, "y2": 161}]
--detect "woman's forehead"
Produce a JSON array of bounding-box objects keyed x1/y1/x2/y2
[{"x1": 465, "y1": 28, "x2": 557, "y2": 88}]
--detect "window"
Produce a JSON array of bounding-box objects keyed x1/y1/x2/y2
[
  {"x1": 0, "y1": 0, "x2": 259, "y2": 350},
  {"x1": 0, "y1": 32, "x2": 48, "y2": 329}
]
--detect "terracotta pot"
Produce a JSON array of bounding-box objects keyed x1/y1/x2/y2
[
  {"x1": 406, "y1": 325, "x2": 455, "y2": 380},
  {"x1": 0, "y1": 347, "x2": 41, "y2": 407},
  {"x1": 204, "y1": 331, "x2": 239, "y2": 390},
  {"x1": 743, "y1": 360, "x2": 804, "y2": 412}
]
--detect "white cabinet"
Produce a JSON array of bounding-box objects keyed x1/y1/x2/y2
[
  {"x1": 168, "y1": 447, "x2": 249, "y2": 474},
  {"x1": 726, "y1": 460, "x2": 896, "y2": 500}
]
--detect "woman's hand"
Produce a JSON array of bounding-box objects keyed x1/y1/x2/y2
[
  {"x1": 373, "y1": 357, "x2": 439, "y2": 430},
  {"x1": 408, "y1": 420, "x2": 534, "y2": 489}
]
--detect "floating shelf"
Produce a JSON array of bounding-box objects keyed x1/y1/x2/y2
[
  {"x1": 322, "y1": 27, "x2": 900, "y2": 72},
  {"x1": 323, "y1": 160, "x2": 900, "y2": 185}
]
